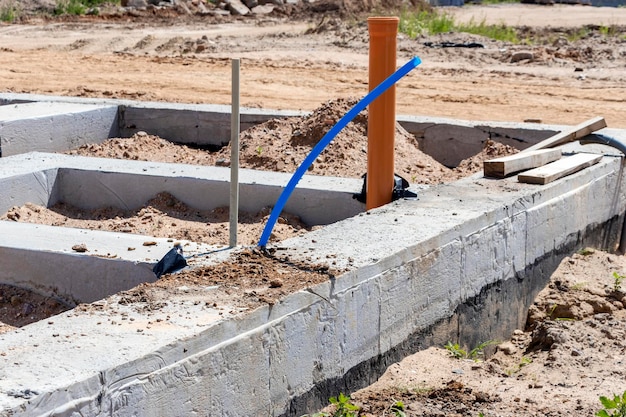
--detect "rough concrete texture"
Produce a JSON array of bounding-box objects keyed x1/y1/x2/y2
[
  {"x1": 0, "y1": 220, "x2": 218, "y2": 304},
  {"x1": 1, "y1": 93, "x2": 303, "y2": 148},
  {"x1": 0, "y1": 94, "x2": 625, "y2": 416},
  {"x1": 1, "y1": 92, "x2": 576, "y2": 155},
  {"x1": 0, "y1": 102, "x2": 119, "y2": 157},
  {"x1": 0, "y1": 152, "x2": 363, "y2": 225}
]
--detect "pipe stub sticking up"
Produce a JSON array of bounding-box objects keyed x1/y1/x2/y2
[{"x1": 367, "y1": 16, "x2": 399, "y2": 211}]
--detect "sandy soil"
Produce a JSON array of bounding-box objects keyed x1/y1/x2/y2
[
  {"x1": 1, "y1": 4, "x2": 626, "y2": 416},
  {"x1": 338, "y1": 249, "x2": 626, "y2": 417},
  {"x1": 1, "y1": 5, "x2": 626, "y2": 127}
]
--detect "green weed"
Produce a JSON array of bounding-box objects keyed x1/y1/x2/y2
[
  {"x1": 549, "y1": 303, "x2": 558, "y2": 317},
  {"x1": 597, "y1": 390, "x2": 626, "y2": 417},
  {"x1": 567, "y1": 27, "x2": 591, "y2": 42},
  {"x1": 612, "y1": 271, "x2": 624, "y2": 292},
  {"x1": 55, "y1": 0, "x2": 86, "y2": 15},
  {"x1": 445, "y1": 340, "x2": 495, "y2": 361},
  {"x1": 505, "y1": 356, "x2": 532, "y2": 376},
  {"x1": 389, "y1": 399, "x2": 406, "y2": 417},
  {"x1": 328, "y1": 393, "x2": 360, "y2": 417},
  {"x1": 599, "y1": 25, "x2": 619, "y2": 37},
  {"x1": 399, "y1": 10, "x2": 518, "y2": 42},
  {"x1": 54, "y1": 0, "x2": 117, "y2": 15},
  {"x1": 399, "y1": 10, "x2": 454, "y2": 38},
  {"x1": 0, "y1": 0, "x2": 17, "y2": 22},
  {"x1": 445, "y1": 341, "x2": 467, "y2": 359},
  {"x1": 457, "y1": 17, "x2": 518, "y2": 43},
  {"x1": 300, "y1": 393, "x2": 359, "y2": 417},
  {"x1": 578, "y1": 247, "x2": 595, "y2": 256}
]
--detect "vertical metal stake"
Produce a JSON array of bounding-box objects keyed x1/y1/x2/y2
[{"x1": 229, "y1": 58, "x2": 240, "y2": 248}]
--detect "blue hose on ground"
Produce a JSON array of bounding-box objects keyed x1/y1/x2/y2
[{"x1": 257, "y1": 56, "x2": 422, "y2": 247}]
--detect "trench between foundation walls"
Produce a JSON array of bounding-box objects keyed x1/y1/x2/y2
[
  {"x1": 281, "y1": 215, "x2": 623, "y2": 416},
  {"x1": 0, "y1": 98, "x2": 561, "y2": 317}
]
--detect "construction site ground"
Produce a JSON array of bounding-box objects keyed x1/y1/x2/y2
[{"x1": 1, "y1": 3, "x2": 626, "y2": 416}]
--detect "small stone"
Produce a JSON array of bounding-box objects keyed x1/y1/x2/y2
[
  {"x1": 72, "y1": 243, "x2": 88, "y2": 253},
  {"x1": 497, "y1": 341, "x2": 517, "y2": 355},
  {"x1": 511, "y1": 51, "x2": 534, "y2": 63},
  {"x1": 269, "y1": 279, "x2": 283, "y2": 288},
  {"x1": 22, "y1": 303, "x2": 34, "y2": 315}
]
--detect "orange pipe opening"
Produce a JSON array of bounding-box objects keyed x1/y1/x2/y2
[{"x1": 366, "y1": 16, "x2": 399, "y2": 211}]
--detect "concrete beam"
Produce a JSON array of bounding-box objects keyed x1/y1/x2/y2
[
  {"x1": 0, "y1": 93, "x2": 625, "y2": 416},
  {"x1": 2, "y1": 93, "x2": 573, "y2": 160},
  {"x1": 0, "y1": 102, "x2": 119, "y2": 157},
  {"x1": 0, "y1": 153, "x2": 364, "y2": 226},
  {"x1": 0, "y1": 151, "x2": 622, "y2": 416}
]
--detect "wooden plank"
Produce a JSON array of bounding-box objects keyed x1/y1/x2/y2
[
  {"x1": 522, "y1": 116, "x2": 607, "y2": 153},
  {"x1": 518, "y1": 153, "x2": 603, "y2": 185},
  {"x1": 484, "y1": 148, "x2": 562, "y2": 178}
]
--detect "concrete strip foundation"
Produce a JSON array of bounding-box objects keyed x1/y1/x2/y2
[
  {"x1": 0, "y1": 102, "x2": 119, "y2": 157},
  {"x1": 0, "y1": 94, "x2": 625, "y2": 416}
]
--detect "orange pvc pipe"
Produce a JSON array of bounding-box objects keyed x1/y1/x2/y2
[{"x1": 367, "y1": 16, "x2": 399, "y2": 210}]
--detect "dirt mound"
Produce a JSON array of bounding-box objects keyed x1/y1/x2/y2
[
  {"x1": 215, "y1": 97, "x2": 456, "y2": 184},
  {"x1": 0, "y1": 284, "x2": 71, "y2": 334},
  {"x1": 1, "y1": 192, "x2": 314, "y2": 246},
  {"x1": 68, "y1": 98, "x2": 516, "y2": 185}
]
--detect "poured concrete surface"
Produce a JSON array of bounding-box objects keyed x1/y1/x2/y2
[
  {"x1": 0, "y1": 94, "x2": 625, "y2": 416},
  {"x1": 0, "y1": 102, "x2": 119, "y2": 157}
]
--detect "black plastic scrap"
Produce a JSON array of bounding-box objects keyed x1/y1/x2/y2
[
  {"x1": 153, "y1": 244, "x2": 188, "y2": 278},
  {"x1": 423, "y1": 41, "x2": 485, "y2": 48},
  {"x1": 353, "y1": 173, "x2": 418, "y2": 204}
]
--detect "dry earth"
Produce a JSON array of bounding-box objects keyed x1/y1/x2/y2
[
  {"x1": 339, "y1": 249, "x2": 626, "y2": 417},
  {"x1": 1, "y1": 3, "x2": 626, "y2": 416},
  {"x1": 1, "y1": 4, "x2": 626, "y2": 127}
]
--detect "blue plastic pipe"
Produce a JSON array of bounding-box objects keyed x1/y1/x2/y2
[{"x1": 258, "y1": 56, "x2": 422, "y2": 247}]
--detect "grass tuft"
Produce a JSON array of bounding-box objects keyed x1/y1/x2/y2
[
  {"x1": 0, "y1": 0, "x2": 18, "y2": 22},
  {"x1": 54, "y1": 0, "x2": 118, "y2": 15},
  {"x1": 399, "y1": 9, "x2": 519, "y2": 42}
]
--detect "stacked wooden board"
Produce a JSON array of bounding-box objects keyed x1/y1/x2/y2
[{"x1": 483, "y1": 117, "x2": 607, "y2": 185}]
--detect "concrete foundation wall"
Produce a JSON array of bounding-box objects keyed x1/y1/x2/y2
[
  {"x1": 0, "y1": 151, "x2": 623, "y2": 416},
  {"x1": 1, "y1": 93, "x2": 625, "y2": 417},
  {"x1": 0, "y1": 153, "x2": 364, "y2": 227},
  {"x1": 0, "y1": 102, "x2": 119, "y2": 157},
  {"x1": 1, "y1": 93, "x2": 568, "y2": 163}
]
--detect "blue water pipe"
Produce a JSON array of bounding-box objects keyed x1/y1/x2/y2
[{"x1": 257, "y1": 56, "x2": 422, "y2": 247}]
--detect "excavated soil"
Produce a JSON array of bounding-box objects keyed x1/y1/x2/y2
[{"x1": 65, "y1": 97, "x2": 517, "y2": 183}]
